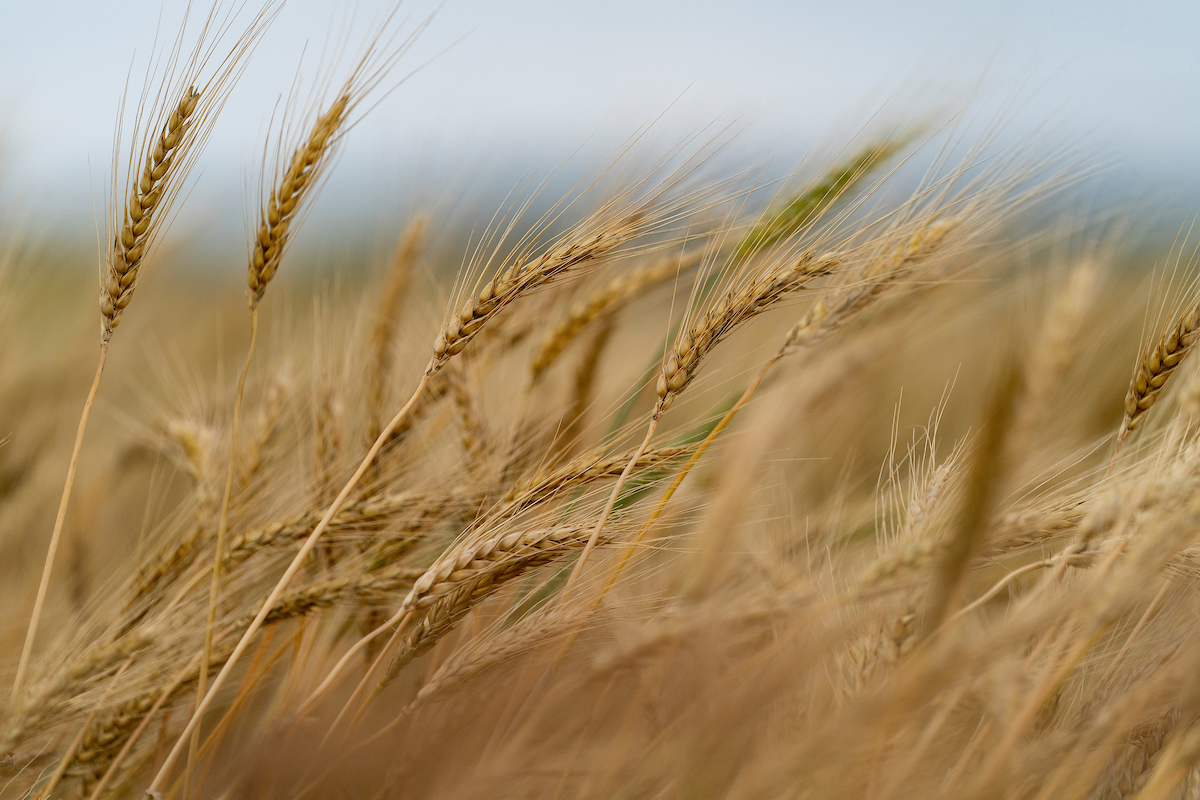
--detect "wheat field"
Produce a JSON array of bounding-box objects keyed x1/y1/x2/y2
[{"x1": 4, "y1": 3, "x2": 1200, "y2": 799}]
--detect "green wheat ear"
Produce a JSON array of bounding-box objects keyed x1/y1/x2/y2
[{"x1": 737, "y1": 138, "x2": 907, "y2": 259}]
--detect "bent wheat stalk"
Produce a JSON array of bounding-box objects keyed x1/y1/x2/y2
[
  {"x1": 190, "y1": 82, "x2": 356, "y2": 795},
  {"x1": 12, "y1": 0, "x2": 279, "y2": 710},
  {"x1": 149, "y1": 208, "x2": 642, "y2": 794},
  {"x1": 15, "y1": 85, "x2": 206, "y2": 706},
  {"x1": 563, "y1": 247, "x2": 843, "y2": 593}
]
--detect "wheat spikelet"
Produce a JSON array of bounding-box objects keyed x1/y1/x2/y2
[
  {"x1": 782, "y1": 217, "x2": 958, "y2": 351},
  {"x1": 382, "y1": 523, "x2": 603, "y2": 684},
  {"x1": 100, "y1": 88, "x2": 200, "y2": 338},
  {"x1": 1120, "y1": 302, "x2": 1200, "y2": 442},
  {"x1": 656, "y1": 250, "x2": 843, "y2": 414},
  {"x1": 429, "y1": 212, "x2": 642, "y2": 374},
  {"x1": 530, "y1": 254, "x2": 694, "y2": 383}
]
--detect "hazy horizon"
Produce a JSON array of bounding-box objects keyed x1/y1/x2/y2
[{"x1": 2, "y1": 0, "x2": 1198, "y2": 263}]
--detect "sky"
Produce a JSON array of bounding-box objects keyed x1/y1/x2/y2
[{"x1": 1, "y1": 0, "x2": 1198, "y2": 243}]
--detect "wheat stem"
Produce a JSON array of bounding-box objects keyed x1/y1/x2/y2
[
  {"x1": 554, "y1": 354, "x2": 777, "y2": 667},
  {"x1": 36, "y1": 658, "x2": 130, "y2": 800},
  {"x1": 948, "y1": 559, "x2": 1051, "y2": 624},
  {"x1": 185, "y1": 306, "x2": 259, "y2": 797},
  {"x1": 564, "y1": 419, "x2": 659, "y2": 595},
  {"x1": 13, "y1": 342, "x2": 109, "y2": 705},
  {"x1": 147, "y1": 374, "x2": 430, "y2": 794}
]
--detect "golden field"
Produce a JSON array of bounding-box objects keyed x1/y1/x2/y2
[{"x1": 3, "y1": 4, "x2": 1200, "y2": 799}]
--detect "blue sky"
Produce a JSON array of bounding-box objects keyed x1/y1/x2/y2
[{"x1": 1, "y1": 0, "x2": 1197, "y2": 235}]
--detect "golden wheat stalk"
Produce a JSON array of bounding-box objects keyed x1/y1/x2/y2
[
  {"x1": 189, "y1": 79, "x2": 352, "y2": 796},
  {"x1": 368, "y1": 217, "x2": 428, "y2": 441},
  {"x1": 149, "y1": 204, "x2": 648, "y2": 794},
  {"x1": 563, "y1": 248, "x2": 843, "y2": 594},
  {"x1": 11, "y1": 1, "x2": 279, "y2": 707}
]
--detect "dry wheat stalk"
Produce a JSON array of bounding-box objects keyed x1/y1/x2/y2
[
  {"x1": 560, "y1": 317, "x2": 617, "y2": 456},
  {"x1": 380, "y1": 523, "x2": 603, "y2": 685},
  {"x1": 448, "y1": 362, "x2": 488, "y2": 472},
  {"x1": 1012, "y1": 260, "x2": 1099, "y2": 452},
  {"x1": 410, "y1": 605, "x2": 593, "y2": 709},
  {"x1": 368, "y1": 218, "x2": 427, "y2": 441},
  {"x1": 430, "y1": 213, "x2": 643, "y2": 374},
  {"x1": 237, "y1": 363, "x2": 292, "y2": 489},
  {"x1": 12, "y1": 0, "x2": 278, "y2": 705}
]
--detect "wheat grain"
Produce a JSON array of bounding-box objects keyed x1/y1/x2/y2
[
  {"x1": 1120, "y1": 302, "x2": 1200, "y2": 442},
  {"x1": 381, "y1": 523, "x2": 603, "y2": 685},
  {"x1": 430, "y1": 212, "x2": 642, "y2": 373},
  {"x1": 656, "y1": 250, "x2": 843, "y2": 415}
]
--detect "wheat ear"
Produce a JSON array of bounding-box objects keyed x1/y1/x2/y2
[
  {"x1": 529, "y1": 254, "x2": 695, "y2": 383},
  {"x1": 1118, "y1": 302, "x2": 1200, "y2": 445},
  {"x1": 738, "y1": 140, "x2": 903, "y2": 258},
  {"x1": 563, "y1": 249, "x2": 842, "y2": 593},
  {"x1": 149, "y1": 210, "x2": 638, "y2": 794},
  {"x1": 188, "y1": 85, "x2": 354, "y2": 793},
  {"x1": 12, "y1": 87, "x2": 205, "y2": 707}
]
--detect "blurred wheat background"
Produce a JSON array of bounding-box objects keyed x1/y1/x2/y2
[{"x1": 2, "y1": 1, "x2": 1200, "y2": 798}]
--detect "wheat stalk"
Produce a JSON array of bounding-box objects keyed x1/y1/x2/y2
[
  {"x1": 368, "y1": 217, "x2": 427, "y2": 442},
  {"x1": 11, "y1": 0, "x2": 279, "y2": 704},
  {"x1": 149, "y1": 203, "x2": 652, "y2": 794},
  {"x1": 563, "y1": 248, "x2": 843, "y2": 593}
]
